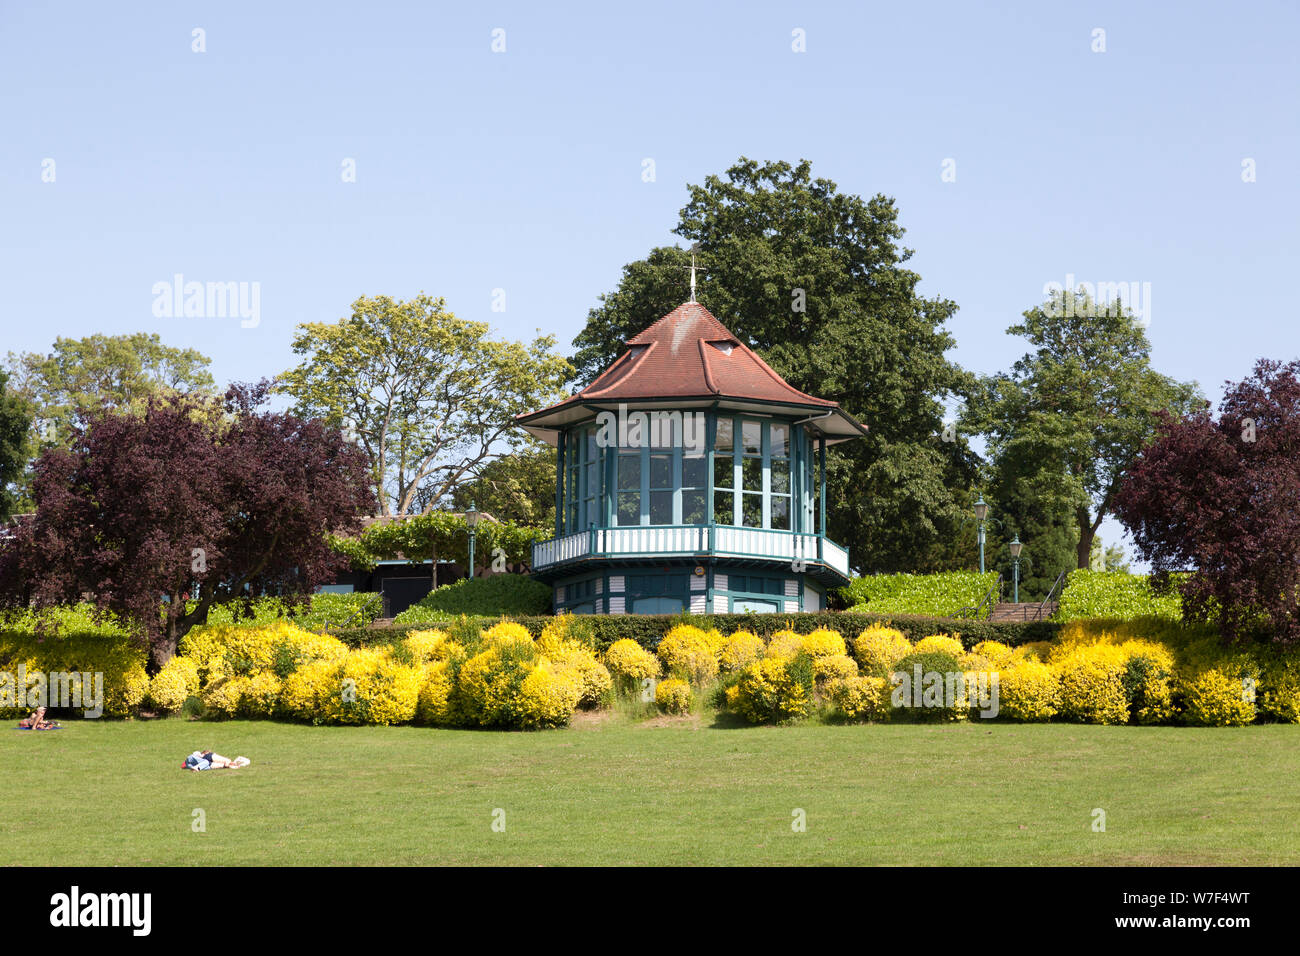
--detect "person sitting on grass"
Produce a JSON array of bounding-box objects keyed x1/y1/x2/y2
[
  {"x1": 17, "y1": 706, "x2": 58, "y2": 730},
  {"x1": 182, "y1": 750, "x2": 250, "y2": 771}
]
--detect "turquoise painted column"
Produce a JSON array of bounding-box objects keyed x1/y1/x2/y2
[
  {"x1": 555, "y1": 431, "x2": 566, "y2": 536},
  {"x1": 817, "y1": 436, "x2": 826, "y2": 562}
]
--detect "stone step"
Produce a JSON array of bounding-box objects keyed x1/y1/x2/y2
[{"x1": 988, "y1": 601, "x2": 1056, "y2": 623}]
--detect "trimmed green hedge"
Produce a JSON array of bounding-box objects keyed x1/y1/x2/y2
[
  {"x1": 1056, "y1": 570, "x2": 1184, "y2": 622},
  {"x1": 199, "y1": 592, "x2": 383, "y2": 631},
  {"x1": 331, "y1": 611, "x2": 1062, "y2": 652},
  {"x1": 838, "y1": 571, "x2": 1000, "y2": 618},
  {"x1": 392, "y1": 574, "x2": 553, "y2": 623},
  {"x1": 1, "y1": 594, "x2": 384, "y2": 640}
]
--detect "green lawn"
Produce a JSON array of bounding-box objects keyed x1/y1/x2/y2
[{"x1": 4, "y1": 716, "x2": 1297, "y2": 865}]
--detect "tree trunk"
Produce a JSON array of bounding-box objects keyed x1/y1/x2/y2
[{"x1": 1076, "y1": 509, "x2": 1095, "y2": 570}]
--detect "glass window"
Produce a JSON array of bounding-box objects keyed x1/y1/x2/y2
[
  {"x1": 770, "y1": 424, "x2": 788, "y2": 458},
  {"x1": 682, "y1": 489, "x2": 707, "y2": 525},
  {"x1": 742, "y1": 457, "x2": 762, "y2": 492},
  {"x1": 771, "y1": 459, "x2": 790, "y2": 494},
  {"x1": 681, "y1": 454, "x2": 705, "y2": 526},
  {"x1": 714, "y1": 490, "x2": 734, "y2": 525},
  {"x1": 742, "y1": 421, "x2": 762, "y2": 455},
  {"x1": 618, "y1": 454, "x2": 640, "y2": 491},
  {"x1": 649, "y1": 491, "x2": 673, "y2": 525},
  {"x1": 742, "y1": 493, "x2": 762, "y2": 528},
  {"x1": 682, "y1": 455, "x2": 706, "y2": 489},
  {"x1": 714, "y1": 455, "x2": 734, "y2": 490},
  {"x1": 771, "y1": 496, "x2": 790, "y2": 531},
  {"x1": 632, "y1": 596, "x2": 684, "y2": 614},
  {"x1": 715, "y1": 418, "x2": 734, "y2": 453},
  {"x1": 650, "y1": 454, "x2": 671, "y2": 489},
  {"x1": 733, "y1": 598, "x2": 779, "y2": 613}
]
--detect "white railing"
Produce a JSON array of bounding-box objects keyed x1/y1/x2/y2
[{"x1": 532, "y1": 525, "x2": 850, "y2": 578}]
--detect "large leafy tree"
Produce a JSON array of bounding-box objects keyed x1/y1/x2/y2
[
  {"x1": 0, "y1": 383, "x2": 374, "y2": 668},
  {"x1": 571, "y1": 158, "x2": 976, "y2": 572},
  {"x1": 5, "y1": 332, "x2": 214, "y2": 449},
  {"x1": 984, "y1": 472, "x2": 1079, "y2": 600},
  {"x1": 277, "y1": 294, "x2": 571, "y2": 517},
  {"x1": 0, "y1": 369, "x2": 32, "y2": 521},
  {"x1": 1116, "y1": 359, "x2": 1300, "y2": 644},
  {"x1": 449, "y1": 440, "x2": 557, "y2": 529},
  {"x1": 964, "y1": 291, "x2": 1201, "y2": 570}
]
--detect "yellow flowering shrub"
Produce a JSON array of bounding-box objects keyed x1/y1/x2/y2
[
  {"x1": 403, "y1": 629, "x2": 452, "y2": 664},
  {"x1": 812, "y1": 653, "x2": 858, "y2": 690},
  {"x1": 655, "y1": 677, "x2": 692, "y2": 714},
  {"x1": 914, "y1": 634, "x2": 964, "y2": 657},
  {"x1": 801, "y1": 628, "x2": 847, "y2": 658},
  {"x1": 827, "y1": 675, "x2": 890, "y2": 721},
  {"x1": 482, "y1": 620, "x2": 534, "y2": 650},
  {"x1": 1052, "y1": 645, "x2": 1129, "y2": 725},
  {"x1": 513, "y1": 660, "x2": 582, "y2": 729},
  {"x1": 1257, "y1": 654, "x2": 1300, "y2": 723},
  {"x1": 279, "y1": 659, "x2": 337, "y2": 721},
  {"x1": 958, "y1": 652, "x2": 993, "y2": 673},
  {"x1": 450, "y1": 648, "x2": 513, "y2": 726},
  {"x1": 719, "y1": 630, "x2": 765, "y2": 673},
  {"x1": 537, "y1": 612, "x2": 598, "y2": 654},
  {"x1": 415, "y1": 660, "x2": 456, "y2": 725},
  {"x1": 200, "y1": 676, "x2": 244, "y2": 719},
  {"x1": 1013, "y1": 641, "x2": 1053, "y2": 663},
  {"x1": 656, "y1": 625, "x2": 719, "y2": 684},
  {"x1": 727, "y1": 655, "x2": 815, "y2": 724},
  {"x1": 148, "y1": 656, "x2": 200, "y2": 712},
  {"x1": 764, "y1": 630, "x2": 805, "y2": 661},
  {"x1": 1183, "y1": 669, "x2": 1255, "y2": 727},
  {"x1": 1119, "y1": 640, "x2": 1176, "y2": 724},
  {"x1": 235, "y1": 671, "x2": 282, "y2": 718},
  {"x1": 972, "y1": 640, "x2": 1014, "y2": 667},
  {"x1": 179, "y1": 622, "x2": 346, "y2": 686},
  {"x1": 603, "y1": 639, "x2": 660, "y2": 690},
  {"x1": 545, "y1": 640, "x2": 612, "y2": 706},
  {"x1": 703, "y1": 628, "x2": 728, "y2": 660},
  {"x1": 997, "y1": 661, "x2": 1060, "y2": 722},
  {"x1": 108, "y1": 662, "x2": 150, "y2": 718},
  {"x1": 24, "y1": 636, "x2": 150, "y2": 717},
  {"x1": 852, "y1": 625, "x2": 911, "y2": 677},
  {"x1": 0, "y1": 654, "x2": 38, "y2": 719}
]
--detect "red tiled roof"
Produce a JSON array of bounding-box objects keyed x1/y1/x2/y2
[
  {"x1": 540, "y1": 302, "x2": 840, "y2": 412},
  {"x1": 517, "y1": 301, "x2": 868, "y2": 444}
]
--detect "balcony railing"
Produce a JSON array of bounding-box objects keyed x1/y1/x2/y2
[{"x1": 531, "y1": 524, "x2": 850, "y2": 579}]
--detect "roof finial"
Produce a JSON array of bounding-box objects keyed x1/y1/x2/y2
[{"x1": 689, "y1": 243, "x2": 701, "y2": 303}]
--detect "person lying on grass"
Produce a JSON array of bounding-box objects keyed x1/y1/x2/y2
[
  {"x1": 182, "y1": 750, "x2": 250, "y2": 771},
  {"x1": 17, "y1": 706, "x2": 58, "y2": 730}
]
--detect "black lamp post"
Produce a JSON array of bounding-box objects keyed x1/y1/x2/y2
[
  {"x1": 1009, "y1": 536, "x2": 1023, "y2": 603},
  {"x1": 466, "y1": 501, "x2": 480, "y2": 579}
]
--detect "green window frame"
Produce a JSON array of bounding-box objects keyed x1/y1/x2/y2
[
  {"x1": 710, "y1": 416, "x2": 798, "y2": 531},
  {"x1": 563, "y1": 426, "x2": 606, "y2": 534}
]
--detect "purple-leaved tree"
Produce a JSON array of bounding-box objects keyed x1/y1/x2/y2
[
  {"x1": 1116, "y1": 359, "x2": 1300, "y2": 644},
  {"x1": 0, "y1": 382, "x2": 375, "y2": 668}
]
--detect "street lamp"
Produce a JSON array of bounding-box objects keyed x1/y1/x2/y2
[
  {"x1": 1009, "y1": 536, "x2": 1023, "y2": 603},
  {"x1": 973, "y1": 495, "x2": 990, "y2": 573},
  {"x1": 465, "y1": 501, "x2": 480, "y2": 580}
]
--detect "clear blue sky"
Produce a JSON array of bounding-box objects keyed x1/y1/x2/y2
[{"x1": 2, "y1": 1, "x2": 1297, "y2": 566}]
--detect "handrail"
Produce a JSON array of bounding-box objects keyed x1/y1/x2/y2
[
  {"x1": 956, "y1": 574, "x2": 1001, "y2": 620},
  {"x1": 1033, "y1": 569, "x2": 1067, "y2": 622}
]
